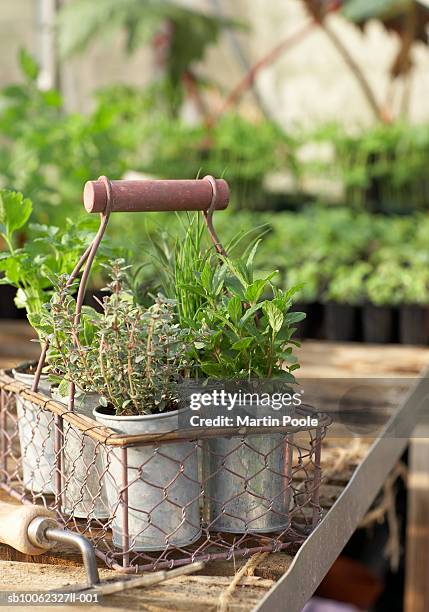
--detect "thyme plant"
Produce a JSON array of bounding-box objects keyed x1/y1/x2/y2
[{"x1": 39, "y1": 261, "x2": 193, "y2": 415}]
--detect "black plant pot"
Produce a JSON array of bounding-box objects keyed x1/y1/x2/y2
[
  {"x1": 362, "y1": 304, "x2": 395, "y2": 344},
  {"x1": 0, "y1": 284, "x2": 25, "y2": 319},
  {"x1": 324, "y1": 302, "x2": 358, "y2": 342},
  {"x1": 399, "y1": 305, "x2": 429, "y2": 345},
  {"x1": 293, "y1": 302, "x2": 325, "y2": 340}
]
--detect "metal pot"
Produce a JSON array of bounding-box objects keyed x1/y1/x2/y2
[
  {"x1": 52, "y1": 389, "x2": 109, "y2": 520},
  {"x1": 204, "y1": 430, "x2": 293, "y2": 533},
  {"x1": 93, "y1": 406, "x2": 201, "y2": 551},
  {"x1": 12, "y1": 364, "x2": 55, "y2": 495}
]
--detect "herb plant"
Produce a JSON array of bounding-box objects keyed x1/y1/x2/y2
[
  {"x1": 307, "y1": 122, "x2": 429, "y2": 214},
  {"x1": 185, "y1": 253, "x2": 304, "y2": 380},
  {"x1": 0, "y1": 188, "x2": 118, "y2": 333},
  {"x1": 149, "y1": 215, "x2": 305, "y2": 381},
  {"x1": 39, "y1": 261, "x2": 193, "y2": 415}
]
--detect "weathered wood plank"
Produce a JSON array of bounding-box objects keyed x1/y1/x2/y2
[
  {"x1": 0, "y1": 560, "x2": 274, "y2": 612},
  {"x1": 296, "y1": 340, "x2": 429, "y2": 378}
]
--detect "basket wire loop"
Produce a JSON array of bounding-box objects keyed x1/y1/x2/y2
[{"x1": 201, "y1": 175, "x2": 228, "y2": 257}]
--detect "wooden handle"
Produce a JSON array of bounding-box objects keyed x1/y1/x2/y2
[
  {"x1": 0, "y1": 501, "x2": 56, "y2": 555},
  {"x1": 83, "y1": 178, "x2": 230, "y2": 214}
]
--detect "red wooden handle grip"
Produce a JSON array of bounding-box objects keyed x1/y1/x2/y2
[{"x1": 83, "y1": 178, "x2": 230, "y2": 214}]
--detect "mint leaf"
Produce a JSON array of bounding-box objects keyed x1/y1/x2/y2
[
  {"x1": 227, "y1": 295, "x2": 242, "y2": 323},
  {"x1": 263, "y1": 302, "x2": 284, "y2": 335},
  {"x1": 231, "y1": 337, "x2": 253, "y2": 351},
  {"x1": 0, "y1": 190, "x2": 32, "y2": 243},
  {"x1": 239, "y1": 303, "x2": 261, "y2": 326},
  {"x1": 245, "y1": 279, "x2": 266, "y2": 304},
  {"x1": 284, "y1": 311, "x2": 306, "y2": 325}
]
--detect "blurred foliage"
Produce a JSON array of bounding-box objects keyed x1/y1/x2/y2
[
  {"x1": 0, "y1": 56, "x2": 300, "y2": 225},
  {"x1": 139, "y1": 112, "x2": 300, "y2": 209},
  {"x1": 305, "y1": 121, "x2": 429, "y2": 213},
  {"x1": 0, "y1": 50, "x2": 136, "y2": 226},
  {"x1": 2, "y1": 43, "x2": 429, "y2": 308},
  {"x1": 121, "y1": 205, "x2": 429, "y2": 307},
  {"x1": 57, "y1": 0, "x2": 239, "y2": 113}
]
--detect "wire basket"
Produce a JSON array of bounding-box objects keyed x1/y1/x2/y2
[{"x1": 0, "y1": 176, "x2": 330, "y2": 572}]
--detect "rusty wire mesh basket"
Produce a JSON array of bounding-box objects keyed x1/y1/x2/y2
[{"x1": 0, "y1": 176, "x2": 330, "y2": 572}]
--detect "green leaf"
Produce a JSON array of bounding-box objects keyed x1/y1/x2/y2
[
  {"x1": 245, "y1": 279, "x2": 266, "y2": 304},
  {"x1": 231, "y1": 337, "x2": 253, "y2": 351},
  {"x1": 0, "y1": 258, "x2": 20, "y2": 285},
  {"x1": 200, "y1": 362, "x2": 225, "y2": 377},
  {"x1": 0, "y1": 190, "x2": 32, "y2": 243},
  {"x1": 276, "y1": 370, "x2": 296, "y2": 383},
  {"x1": 223, "y1": 256, "x2": 250, "y2": 289},
  {"x1": 227, "y1": 295, "x2": 242, "y2": 323},
  {"x1": 179, "y1": 283, "x2": 207, "y2": 298},
  {"x1": 58, "y1": 378, "x2": 71, "y2": 398},
  {"x1": 99, "y1": 396, "x2": 108, "y2": 407},
  {"x1": 83, "y1": 317, "x2": 96, "y2": 345},
  {"x1": 246, "y1": 239, "x2": 261, "y2": 270},
  {"x1": 263, "y1": 302, "x2": 284, "y2": 335},
  {"x1": 200, "y1": 260, "x2": 213, "y2": 292},
  {"x1": 224, "y1": 275, "x2": 245, "y2": 299},
  {"x1": 19, "y1": 48, "x2": 39, "y2": 81},
  {"x1": 284, "y1": 311, "x2": 306, "y2": 325},
  {"x1": 239, "y1": 303, "x2": 261, "y2": 326}
]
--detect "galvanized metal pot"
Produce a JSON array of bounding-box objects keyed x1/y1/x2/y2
[
  {"x1": 93, "y1": 406, "x2": 201, "y2": 551},
  {"x1": 52, "y1": 389, "x2": 109, "y2": 520},
  {"x1": 12, "y1": 364, "x2": 55, "y2": 495},
  {"x1": 204, "y1": 431, "x2": 293, "y2": 533}
]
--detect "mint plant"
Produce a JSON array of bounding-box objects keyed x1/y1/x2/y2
[{"x1": 185, "y1": 250, "x2": 304, "y2": 381}]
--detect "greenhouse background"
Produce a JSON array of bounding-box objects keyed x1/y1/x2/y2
[{"x1": 1, "y1": 1, "x2": 429, "y2": 611}]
